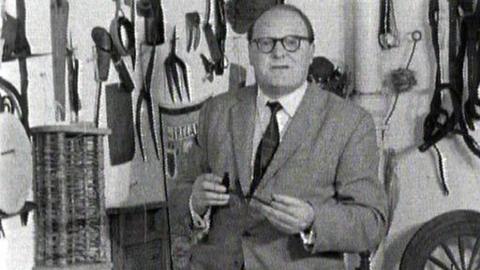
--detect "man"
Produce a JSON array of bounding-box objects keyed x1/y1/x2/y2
[{"x1": 171, "y1": 4, "x2": 388, "y2": 270}]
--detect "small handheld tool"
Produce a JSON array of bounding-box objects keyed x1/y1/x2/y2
[
  {"x1": 91, "y1": 27, "x2": 112, "y2": 127},
  {"x1": 110, "y1": 0, "x2": 136, "y2": 65},
  {"x1": 67, "y1": 34, "x2": 80, "y2": 123},
  {"x1": 186, "y1": 12, "x2": 201, "y2": 52},
  {"x1": 200, "y1": 53, "x2": 215, "y2": 82},
  {"x1": 92, "y1": 23, "x2": 135, "y2": 92},
  {"x1": 137, "y1": 0, "x2": 165, "y2": 45},
  {"x1": 165, "y1": 27, "x2": 191, "y2": 103},
  {"x1": 50, "y1": 0, "x2": 69, "y2": 121},
  {"x1": 203, "y1": 0, "x2": 227, "y2": 77},
  {"x1": 135, "y1": 0, "x2": 165, "y2": 161},
  {"x1": 135, "y1": 44, "x2": 162, "y2": 161},
  {"x1": 221, "y1": 172, "x2": 230, "y2": 191}
]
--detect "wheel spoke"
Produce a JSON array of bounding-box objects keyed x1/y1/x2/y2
[
  {"x1": 459, "y1": 236, "x2": 466, "y2": 270},
  {"x1": 441, "y1": 243, "x2": 462, "y2": 270},
  {"x1": 429, "y1": 255, "x2": 454, "y2": 270},
  {"x1": 468, "y1": 236, "x2": 480, "y2": 270}
]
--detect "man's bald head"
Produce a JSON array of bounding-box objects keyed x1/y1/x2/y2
[{"x1": 247, "y1": 4, "x2": 315, "y2": 43}]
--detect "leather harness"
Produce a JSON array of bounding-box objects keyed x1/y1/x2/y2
[{"x1": 420, "y1": 0, "x2": 480, "y2": 158}]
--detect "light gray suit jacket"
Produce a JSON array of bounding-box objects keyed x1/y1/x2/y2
[{"x1": 170, "y1": 83, "x2": 388, "y2": 270}]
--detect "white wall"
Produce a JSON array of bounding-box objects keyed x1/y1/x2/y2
[{"x1": 2, "y1": 1, "x2": 480, "y2": 269}]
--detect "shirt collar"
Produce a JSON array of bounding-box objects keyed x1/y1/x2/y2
[{"x1": 257, "y1": 81, "x2": 308, "y2": 117}]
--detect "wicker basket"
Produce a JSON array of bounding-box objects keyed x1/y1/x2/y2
[{"x1": 31, "y1": 124, "x2": 111, "y2": 269}]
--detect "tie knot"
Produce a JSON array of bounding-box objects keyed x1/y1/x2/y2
[{"x1": 266, "y1": 101, "x2": 282, "y2": 115}]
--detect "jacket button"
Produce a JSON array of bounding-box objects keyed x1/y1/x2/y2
[{"x1": 242, "y1": 231, "x2": 251, "y2": 237}]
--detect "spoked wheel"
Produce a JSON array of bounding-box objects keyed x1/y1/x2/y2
[{"x1": 400, "y1": 210, "x2": 480, "y2": 270}]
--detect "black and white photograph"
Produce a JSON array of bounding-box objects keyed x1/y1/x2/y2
[{"x1": 1, "y1": 0, "x2": 480, "y2": 269}]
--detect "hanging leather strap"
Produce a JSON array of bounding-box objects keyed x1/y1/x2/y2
[
  {"x1": 459, "y1": 2, "x2": 480, "y2": 130},
  {"x1": 420, "y1": 0, "x2": 480, "y2": 158}
]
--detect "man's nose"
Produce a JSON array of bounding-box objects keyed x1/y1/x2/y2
[{"x1": 271, "y1": 40, "x2": 286, "y2": 58}]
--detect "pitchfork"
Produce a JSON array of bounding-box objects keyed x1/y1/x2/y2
[{"x1": 164, "y1": 27, "x2": 190, "y2": 103}]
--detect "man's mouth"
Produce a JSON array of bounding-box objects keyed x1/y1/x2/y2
[{"x1": 270, "y1": 65, "x2": 289, "y2": 69}]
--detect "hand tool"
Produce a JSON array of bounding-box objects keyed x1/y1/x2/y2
[
  {"x1": 221, "y1": 172, "x2": 230, "y2": 191},
  {"x1": 186, "y1": 12, "x2": 201, "y2": 52},
  {"x1": 200, "y1": 53, "x2": 215, "y2": 82},
  {"x1": 227, "y1": 174, "x2": 272, "y2": 206},
  {"x1": 165, "y1": 27, "x2": 191, "y2": 103},
  {"x1": 66, "y1": 34, "x2": 80, "y2": 123},
  {"x1": 1, "y1": 0, "x2": 32, "y2": 61},
  {"x1": 203, "y1": 0, "x2": 223, "y2": 72},
  {"x1": 135, "y1": 43, "x2": 161, "y2": 161},
  {"x1": 105, "y1": 83, "x2": 135, "y2": 165},
  {"x1": 135, "y1": 0, "x2": 165, "y2": 161},
  {"x1": 136, "y1": 0, "x2": 164, "y2": 45},
  {"x1": 91, "y1": 27, "x2": 112, "y2": 127},
  {"x1": 379, "y1": 0, "x2": 400, "y2": 49},
  {"x1": 211, "y1": 172, "x2": 231, "y2": 216},
  {"x1": 213, "y1": 0, "x2": 227, "y2": 75},
  {"x1": 50, "y1": 0, "x2": 69, "y2": 121},
  {"x1": 110, "y1": 0, "x2": 136, "y2": 64},
  {"x1": 103, "y1": 0, "x2": 136, "y2": 164},
  {"x1": 92, "y1": 24, "x2": 135, "y2": 93}
]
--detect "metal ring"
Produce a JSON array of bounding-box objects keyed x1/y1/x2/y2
[{"x1": 411, "y1": 30, "x2": 422, "y2": 42}]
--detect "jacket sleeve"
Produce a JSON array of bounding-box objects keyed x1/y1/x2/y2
[{"x1": 308, "y1": 113, "x2": 388, "y2": 253}]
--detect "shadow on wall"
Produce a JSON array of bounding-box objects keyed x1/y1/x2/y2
[{"x1": 380, "y1": 224, "x2": 421, "y2": 270}]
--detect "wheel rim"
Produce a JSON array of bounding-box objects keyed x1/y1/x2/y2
[{"x1": 425, "y1": 235, "x2": 480, "y2": 270}]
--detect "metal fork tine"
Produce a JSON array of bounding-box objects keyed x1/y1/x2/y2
[
  {"x1": 172, "y1": 63, "x2": 183, "y2": 102},
  {"x1": 177, "y1": 61, "x2": 191, "y2": 101},
  {"x1": 165, "y1": 65, "x2": 176, "y2": 103}
]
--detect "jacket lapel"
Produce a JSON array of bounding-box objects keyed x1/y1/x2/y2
[
  {"x1": 229, "y1": 86, "x2": 257, "y2": 196},
  {"x1": 255, "y1": 84, "x2": 331, "y2": 193}
]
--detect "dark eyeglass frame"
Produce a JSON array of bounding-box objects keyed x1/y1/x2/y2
[{"x1": 250, "y1": 35, "x2": 313, "y2": 53}]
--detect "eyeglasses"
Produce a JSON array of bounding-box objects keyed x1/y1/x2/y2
[{"x1": 250, "y1": 35, "x2": 312, "y2": 53}]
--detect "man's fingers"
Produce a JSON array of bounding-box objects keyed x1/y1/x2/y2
[
  {"x1": 259, "y1": 203, "x2": 297, "y2": 226},
  {"x1": 272, "y1": 194, "x2": 304, "y2": 206},
  {"x1": 195, "y1": 191, "x2": 229, "y2": 208},
  {"x1": 203, "y1": 191, "x2": 230, "y2": 202},
  {"x1": 270, "y1": 201, "x2": 298, "y2": 217},
  {"x1": 259, "y1": 204, "x2": 298, "y2": 234},
  {"x1": 203, "y1": 199, "x2": 230, "y2": 206},
  {"x1": 267, "y1": 216, "x2": 296, "y2": 233},
  {"x1": 202, "y1": 180, "x2": 227, "y2": 193},
  {"x1": 203, "y1": 173, "x2": 223, "y2": 183}
]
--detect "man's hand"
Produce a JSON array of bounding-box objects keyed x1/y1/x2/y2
[
  {"x1": 257, "y1": 194, "x2": 314, "y2": 235},
  {"x1": 191, "y1": 173, "x2": 230, "y2": 215}
]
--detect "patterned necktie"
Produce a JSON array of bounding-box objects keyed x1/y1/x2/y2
[{"x1": 248, "y1": 101, "x2": 282, "y2": 197}]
